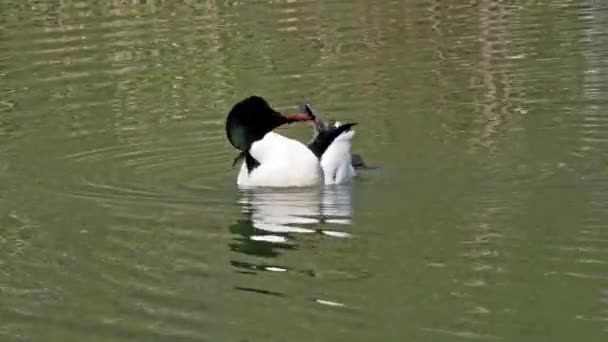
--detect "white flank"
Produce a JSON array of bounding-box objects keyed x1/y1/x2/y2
[
  {"x1": 237, "y1": 132, "x2": 323, "y2": 187},
  {"x1": 320, "y1": 129, "x2": 356, "y2": 185}
]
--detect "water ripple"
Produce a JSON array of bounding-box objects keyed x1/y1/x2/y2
[{"x1": 2, "y1": 0, "x2": 608, "y2": 341}]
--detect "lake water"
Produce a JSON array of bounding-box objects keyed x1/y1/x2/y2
[{"x1": 1, "y1": 1, "x2": 608, "y2": 341}]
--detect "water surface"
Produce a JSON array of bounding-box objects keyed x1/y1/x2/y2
[{"x1": 1, "y1": 1, "x2": 608, "y2": 341}]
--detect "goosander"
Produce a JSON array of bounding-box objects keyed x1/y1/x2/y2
[{"x1": 226, "y1": 96, "x2": 357, "y2": 187}]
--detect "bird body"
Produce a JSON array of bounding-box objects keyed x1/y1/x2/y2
[
  {"x1": 236, "y1": 132, "x2": 323, "y2": 187},
  {"x1": 226, "y1": 96, "x2": 358, "y2": 187}
]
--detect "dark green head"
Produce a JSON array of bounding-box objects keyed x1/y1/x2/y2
[{"x1": 226, "y1": 96, "x2": 312, "y2": 152}]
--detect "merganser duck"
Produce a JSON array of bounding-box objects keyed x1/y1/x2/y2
[{"x1": 226, "y1": 96, "x2": 357, "y2": 187}]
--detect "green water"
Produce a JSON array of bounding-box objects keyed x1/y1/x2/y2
[{"x1": 1, "y1": 1, "x2": 608, "y2": 341}]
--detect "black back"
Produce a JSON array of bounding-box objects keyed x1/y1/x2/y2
[
  {"x1": 299, "y1": 103, "x2": 357, "y2": 159},
  {"x1": 232, "y1": 151, "x2": 261, "y2": 172},
  {"x1": 307, "y1": 123, "x2": 357, "y2": 159}
]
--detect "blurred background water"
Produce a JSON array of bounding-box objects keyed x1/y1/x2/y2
[{"x1": 1, "y1": 0, "x2": 608, "y2": 341}]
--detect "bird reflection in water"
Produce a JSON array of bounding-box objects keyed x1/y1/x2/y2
[{"x1": 228, "y1": 185, "x2": 353, "y2": 263}]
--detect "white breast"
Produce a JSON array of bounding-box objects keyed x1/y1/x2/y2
[
  {"x1": 320, "y1": 130, "x2": 356, "y2": 184},
  {"x1": 237, "y1": 132, "x2": 323, "y2": 187}
]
